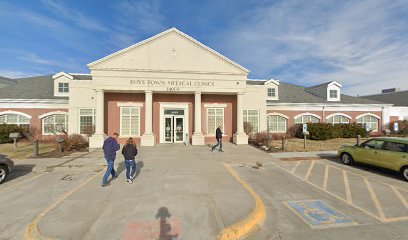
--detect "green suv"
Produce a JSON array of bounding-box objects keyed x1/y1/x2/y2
[{"x1": 338, "y1": 137, "x2": 408, "y2": 181}]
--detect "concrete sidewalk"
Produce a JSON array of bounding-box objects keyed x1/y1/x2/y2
[{"x1": 3, "y1": 143, "x2": 258, "y2": 240}]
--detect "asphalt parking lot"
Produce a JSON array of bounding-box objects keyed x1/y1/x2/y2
[{"x1": 0, "y1": 144, "x2": 407, "y2": 240}]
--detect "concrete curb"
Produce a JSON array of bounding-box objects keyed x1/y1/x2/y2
[{"x1": 219, "y1": 163, "x2": 266, "y2": 240}]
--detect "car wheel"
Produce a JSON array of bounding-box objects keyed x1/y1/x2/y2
[
  {"x1": 0, "y1": 166, "x2": 8, "y2": 184},
  {"x1": 341, "y1": 153, "x2": 354, "y2": 165},
  {"x1": 402, "y1": 167, "x2": 408, "y2": 182}
]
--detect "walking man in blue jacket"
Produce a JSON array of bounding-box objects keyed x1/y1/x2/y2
[
  {"x1": 211, "y1": 126, "x2": 224, "y2": 152},
  {"x1": 102, "y1": 133, "x2": 121, "y2": 187}
]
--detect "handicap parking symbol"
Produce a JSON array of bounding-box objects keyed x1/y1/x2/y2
[{"x1": 285, "y1": 200, "x2": 357, "y2": 229}]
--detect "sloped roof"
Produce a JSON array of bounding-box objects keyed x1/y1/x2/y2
[
  {"x1": 87, "y1": 28, "x2": 250, "y2": 73},
  {"x1": 246, "y1": 80, "x2": 384, "y2": 105},
  {"x1": 0, "y1": 76, "x2": 15, "y2": 86},
  {"x1": 362, "y1": 90, "x2": 408, "y2": 107},
  {"x1": 71, "y1": 74, "x2": 92, "y2": 80},
  {"x1": 0, "y1": 75, "x2": 67, "y2": 99}
]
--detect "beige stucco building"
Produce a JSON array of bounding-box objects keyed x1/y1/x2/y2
[{"x1": 0, "y1": 28, "x2": 391, "y2": 147}]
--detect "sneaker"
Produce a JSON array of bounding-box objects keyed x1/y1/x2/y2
[
  {"x1": 112, "y1": 175, "x2": 118, "y2": 180},
  {"x1": 211, "y1": 147, "x2": 214, "y2": 152},
  {"x1": 126, "y1": 179, "x2": 129, "y2": 183},
  {"x1": 219, "y1": 149, "x2": 224, "y2": 152},
  {"x1": 128, "y1": 179, "x2": 133, "y2": 184},
  {"x1": 101, "y1": 182, "x2": 110, "y2": 187}
]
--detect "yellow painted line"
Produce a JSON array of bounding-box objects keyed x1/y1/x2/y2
[
  {"x1": 322, "y1": 165, "x2": 329, "y2": 190},
  {"x1": 0, "y1": 173, "x2": 46, "y2": 193},
  {"x1": 363, "y1": 177, "x2": 386, "y2": 220},
  {"x1": 219, "y1": 163, "x2": 266, "y2": 240},
  {"x1": 304, "y1": 161, "x2": 315, "y2": 181},
  {"x1": 24, "y1": 171, "x2": 103, "y2": 240},
  {"x1": 290, "y1": 161, "x2": 301, "y2": 174},
  {"x1": 343, "y1": 170, "x2": 353, "y2": 204},
  {"x1": 391, "y1": 186, "x2": 408, "y2": 209}
]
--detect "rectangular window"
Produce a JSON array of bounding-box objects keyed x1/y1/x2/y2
[
  {"x1": 79, "y1": 108, "x2": 95, "y2": 135},
  {"x1": 267, "y1": 88, "x2": 276, "y2": 97},
  {"x1": 58, "y1": 82, "x2": 69, "y2": 93},
  {"x1": 383, "y1": 142, "x2": 408, "y2": 153},
  {"x1": 329, "y1": 90, "x2": 338, "y2": 98},
  {"x1": 120, "y1": 107, "x2": 140, "y2": 136},
  {"x1": 243, "y1": 110, "x2": 259, "y2": 134},
  {"x1": 42, "y1": 115, "x2": 68, "y2": 134},
  {"x1": 207, "y1": 108, "x2": 224, "y2": 135}
]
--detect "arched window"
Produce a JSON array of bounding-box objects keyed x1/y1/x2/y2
[
  {"x1": 42, "y1": 114, "x2": 68, "y2": 134},
  {"x1": 327, "y1": 115, "x2": 350, "y2": 124},
  {"x1": 294, "y1": 115, "x2": 320, "y2": 124},
  {"x1": 0, "y1": 113, "x2": 30, "y2": 128},
  {"x1": 267, "y1": 115, "x2": 287, "y2": 132},
  {"x1": 357, "y1": 115, "x2": 379, "y2": 131}
]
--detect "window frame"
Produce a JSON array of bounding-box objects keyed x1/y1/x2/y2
[
  {"x1": 0, "y1": 113, "x2": 30, "y2": 127},
  {"x1": 58, "y1": 82, "x2": 69, "y2": 93},
  {"x1": 243, "y1": 109, "x2": 260, "y2": 134},
  {"x1": 120, "y1": 106, "x2": 141, "y2": 137},
  {"x1": 42, "y1": 114, "x2": 68, "y2": 135},
  {"x1": 267, "y1": 88, "x2": 276, "y2": 97},
  {"x1": 357, "y1": 115, "x2": 379, "y2": 131},
  {"x1": 329, "y1": 90, "x2": 338, "y2": 99},
  {"x1": 382, "y1": 141, "x2": 408, "y2": 153},
  {"x1": 207, "y1": 108, "x2": 225, "y2": 135},
  {"x1": 267, "y1": 115, "x2": 288, "y2": 133},
  {"x1": 327, "y1": 115, "x2": 350, "y2": 125},
  {"x1": 294, "y1": 115, "x2": 320, "y2": 124},
  {"x1": 78, "y1": 108, "x2": 96, "y2": 135}
]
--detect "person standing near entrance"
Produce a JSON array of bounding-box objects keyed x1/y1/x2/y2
[
  {"x1": 102, "y1": 133, "x2": 121, "y2": 187},
  {"x1": 121, "y1": 137, "x2": 138, "y2": 184},
  {"x1": 211, "y1": 126, "x2": 223, "y2": 152}
]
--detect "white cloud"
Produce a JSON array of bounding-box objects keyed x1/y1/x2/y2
[
  {"x1": 41, "y1": 0, "x2": 110, "y2": 32},
  {"x1": 216, "y1": 0, "x2": 408, "y2": 95}
]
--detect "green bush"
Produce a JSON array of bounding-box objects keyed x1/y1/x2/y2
[
  {"x1": 295, "y1": 123, "x2": 366, "y2": 140},
  {"x1": 0, "y1": 124, "x2": 26, "y2": 144}
]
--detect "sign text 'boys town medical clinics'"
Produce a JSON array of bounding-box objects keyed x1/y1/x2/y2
[{"x1": 130, "y1": 79, "x2": 215, "y2": 91}]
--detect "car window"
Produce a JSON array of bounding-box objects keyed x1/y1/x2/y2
[
  {"x1": 364, "y1": 140, "x2": 385, "y2": 149},
  {"x1": 383, "y1": 141, "x2": 408, "y2": 153}
]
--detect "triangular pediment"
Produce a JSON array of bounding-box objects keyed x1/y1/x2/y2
[{"x1": 88, "y1": 28, "x2": 249, "y2": 75}]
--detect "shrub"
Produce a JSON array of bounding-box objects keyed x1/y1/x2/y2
[
  {"x1": 0, "y1": 124, "x2": 26, "y2": 144},
  {"x1": 294, "y1": 123, "x2": 366, "y2": 140},
  {"x1": 254, "y1": 131, "x2": 273, "y2": 146},
  {"x1": 63, "y1": 134, "x2": 88, "y2": 151}
]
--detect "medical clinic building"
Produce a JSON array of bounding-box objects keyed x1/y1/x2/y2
[{"x1": 0, "y1": 28, "x2": 390, "y2": 148}]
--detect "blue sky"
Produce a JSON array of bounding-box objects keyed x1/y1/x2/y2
[{"x1": 0, "y1": 0, "x2": 407, "y2": 96}]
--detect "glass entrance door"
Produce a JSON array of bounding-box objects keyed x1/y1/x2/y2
[
  {"x1": 174, "y1": 117, "x2": 184, "y2": 143},
  {"x1": 164, "y1": 116, "x2": 173, "y2": 143},
  {"x1": 163, "y1": 115, "x2": 184, "y2": 143}
]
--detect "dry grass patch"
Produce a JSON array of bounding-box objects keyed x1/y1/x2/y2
[
  {"x1": 0, "y1": 140, "x2": 55, "y2": 159},
  {"x1": 272, "y1": 138, "x2": 359, "y2": 152}
]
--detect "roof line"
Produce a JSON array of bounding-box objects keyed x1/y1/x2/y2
[{"x1": 87, "y1": 27, "x2": 250, "y2": 73}]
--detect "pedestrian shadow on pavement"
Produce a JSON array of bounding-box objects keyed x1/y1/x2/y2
[
  {"x1": 115, "y1": 161, "x2": 144, "y2": 179},
  {"x1": 156, "y1": 207, "x2": 179, "y2": 240}
]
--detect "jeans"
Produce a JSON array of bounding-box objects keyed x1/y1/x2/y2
[
  {"x1": 102, "y1": 159, "x2": 116, "y2": 185},
  {"x1": 212, "y1": 138, "x2": 222, "y2": 150},
  {"x1": 125, "y1": 159, "x2": 136, "y2": 179}
]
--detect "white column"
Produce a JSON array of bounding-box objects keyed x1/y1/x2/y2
[
  {"x1": 192, "y1": 91, "x2": 205, "y2": 145},
  {"x1": 141, "y1": 90, "x2": 155, "y2": 146},
  {"x1": 95, "y1": 89, "x2": 105, "y2": 134},
  {"x1": 89, "y1": 89, "x2": 106, "y2": 148},
  {"x1": 145, "y1": 90, "x2": 153, "y2": 134},
  {"x1": 194, "y1": 91, "x2": 202, "y2": 134},
  {"x1": 233, "y1": 92, "x2": 248, "y2": 144}
]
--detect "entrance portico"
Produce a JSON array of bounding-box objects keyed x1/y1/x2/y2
[{"x1": 87, "y1": 28, "x2": 250, "y2": 147}]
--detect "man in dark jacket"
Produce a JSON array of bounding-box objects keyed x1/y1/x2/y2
[
  {"x1": 102, "y1": 133, "x2": 121, "y2": 187},
  {"x1": 211, "y1": 126, "x2": 223, "y2": 152}
]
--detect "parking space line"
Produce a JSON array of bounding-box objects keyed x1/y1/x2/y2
[
  {"x1": 363, "y1": 178, "x2": 386, "y2": 220},
  {"x1": 0, "y1": 173, "x2": 46, "y2": 193},
  {"x1": 304, "y1": 161, "x2": 315, "y2": 181},
  {"x1": 391, "y1": 186, "x2": 408, "y2": 209},
  {"x1": 343, "y1": 171, "x2": 353, "y2": 204},
  {"x1": 290, "y1": 161, "x2": 301, "y2": 174},
  {"x1": 322, "y1": 165, "x2": 329, "y2": 190}
]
